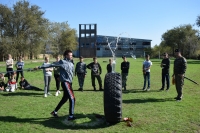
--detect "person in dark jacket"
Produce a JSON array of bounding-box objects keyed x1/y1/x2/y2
[
  {"x1": 19, "y1": 76, "x2": 41, "y2": 91},
  {"x1": 75, "y1": 56, "x2": 87, "y2": 91},
  {"x1": 53, "y1": 56, "x2": 61, "y2": 96},
  {"x1": 87, "y1": 57, "x2": 103, "y2": 91},
  {"x1": 172, "y1": 49, "x2": 187, "y2": 101},
  {"x1": 107, "y1": 58, "x2": 112, "y2": 73},
  {"x1": 15, "y1": 56, "x2": 24, "y2": 82},
  {"x1": 121, "y1": 56, "x2": 130, "y2": 90},
  {"x1": 0, "y1": 73, "x2": 5, "y2": 91},
  {"x1": 160, "y1": 53, "x2": 170, "y2": 91}
]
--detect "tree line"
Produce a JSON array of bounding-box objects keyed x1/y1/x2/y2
[
  {"x1": 147, "y1": 15, "x2": 200, "y2": 59},
  {"x1": 0, "y1": 0, "x2": 78, "y2": 61},
  {"x1": 0, "y1": 0, "x2": 199, "y2": 60}
]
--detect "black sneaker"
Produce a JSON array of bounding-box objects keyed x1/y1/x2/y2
[
  {"x1": 99, "y1": 88, "x2": 103, "y2": 91},
  {"x1": 124, "y1": 86, "x2": 126, "y2": 91},
  {"x1": 159, "y1": 88, "x2": 164, "y2": 91},
  {"x1": 142, "y1": 88, "x2": 147, "y2": 91},
  {"x1": 68, "y1": 116, "x2": 76, "y2": 121},
  {"x1": 176, "y1": 97, "x2": 182, "y2": 101},
  {"x1": 50, "y1": 111, "x2": 58, "y2": 117},
  {"x1": 78, "y1": 88, "x2": 83, "y2": 91},
  {"x1": 174, "y1": 97, "x2": 178, "y2": 99}
]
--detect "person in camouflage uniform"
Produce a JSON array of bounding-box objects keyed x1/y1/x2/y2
[
  {"x1": 121, "y1": 56, "x2": 130, "y2": 91},
  {"x1": 172, "y1": 49, "x2": 187, "y2": 101},
  {"x1": 75, "y1": 56, "x2": 87, "y2": 91}
]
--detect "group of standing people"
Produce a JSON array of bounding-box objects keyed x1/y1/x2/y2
[
  {"x1": 0, "y1": 48, "x2": 187, "y2": 122},
  {"x1": 44, "y1": 48, "x2": 186, "y2": 122},
  {"x1": 159, "y1": 49, "x2": 187, "y2": 101},
  {"x1": 1, "y1": 54, "x2": 42, "y2": 92},
  {"x1": 6, "y1": 54, "x2": 24, "y2": 82},
  {"x1": 104, "y1": 48, "x2": 186, "y2": 102},
  {"x1": 75, "y1": 55, "x2": 130, "y2": 91},
  {"x1": 0, "y1": 54, "x2": 25, "y2": 92}
]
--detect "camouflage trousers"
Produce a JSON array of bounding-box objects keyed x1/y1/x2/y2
[
  {"x1": 77, "y1": 73, "x2": 85, "y2": 88},
  {"x1": 121, "y1": 73, "x2": 128, "y2": 88},
  {"x1": 175, "y1": 74, "x2": 184, "y2": 98}
]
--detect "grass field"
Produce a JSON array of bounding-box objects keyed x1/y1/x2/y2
[{"x1": 0, "y1": 57, "x2": 200, "y2": 133}]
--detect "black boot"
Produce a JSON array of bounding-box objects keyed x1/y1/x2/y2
[
  {"x1": 99, "y1": 88, "x2": 103, "y2": 91},
  {"x1": 78, "y1": 88, "x2": 83, "y2": 91}
]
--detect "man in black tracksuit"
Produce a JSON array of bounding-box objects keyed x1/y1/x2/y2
[
  {"x1": 160, "y1": 53, "x2": 170, "y2": 91},
  {"x1": 87, "y1": 57, "x2": 103, "y2": 91},
  {"x1": 121, "y1": 56, "x2": 130, "y2": 90}
]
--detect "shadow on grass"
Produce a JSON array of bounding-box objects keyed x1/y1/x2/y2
[
  {"x1": 0, "y1": 91, "x2": 43, "y2": 97},
  {"x1": 122, "y1": 89, "x2": 160, "y2": 94},
  {"x1": 123, "y1": 97, "x2": 174, "y2": 104},
  {"x1": 0, "y1": 113, "x2": 119, "y2": 129},
  {"x1": 187, "y1": 60, "x2": 200, "y2": 64},
  {"x1": 73, "y1": 90, "x2": 104, "y2": 92}
]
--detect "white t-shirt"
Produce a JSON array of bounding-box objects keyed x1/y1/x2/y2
[
  {"x1": 6, "y1": 59, "x2": 13, "y2": 68},
  {"x1": 42, "y1": 62, "x2": 53, "y2": 76},
  {"x1": 143, "y1": 60, "x2": 152, "y2": 72}
]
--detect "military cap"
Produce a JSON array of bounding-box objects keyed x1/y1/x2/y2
[
  {"x1": 175, "y1": 49, "x2": 180, "y2": 52},
  {"x1": 122, "y1": 56, "x2": 126, "y2": 59}
]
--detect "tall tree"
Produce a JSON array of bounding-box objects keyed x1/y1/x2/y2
[
  {"x1": 0, "y1": 0, "x2": 48, "y2": 59},
  {"x1": 47, "y1": 22, "x2": 78, "y2": 57},
  {"x1": 161, "y1": 24, "x2": 200, "y2": 57},
  {"x1": 196, "y1": 15, "x2": 200, "y2": 27}
]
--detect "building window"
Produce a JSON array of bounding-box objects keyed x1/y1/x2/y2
[
  {"x1": 91, "y1": 25, "x2": 95, "y2": 29},
  {"x1": 105, "y1": 48, "x2": 109, "y2": 50},
  {"x1": 91, "y1": 33, "x2": 95, "y2": 37},
  {"x1": 130, "y1": 42, "x2": 136, "y2": 45},
  {"x1": 118, "y1": 47, "x2": 121, "y2": 50},
  {"x1": 86, "y1": 33, "x2": 90, "y2": 38},
  {"x1": 142, "y1": 42, "x2": 150, "y2": 45},
  {"x1": 81, "y1": 34, "x2": 85, "y2": 38},
  {"x1": 130, "y1": 48, "x2": 134, "y2": 50},
  {"x1": 118, "y1": 43, "x2": 122, "y2": 45},
  {"x1": 101, "y1": 43, "x2": 108, "y2": 45},
  {"x1": 81, "y1": 25, "x2": 85, "y2": 29},
  {"x1": 97, "y1": 47, "x2": 100, "y2": 50},
  {"x1": 86, "y1": 25, "x2": 89, "y2": 29}
]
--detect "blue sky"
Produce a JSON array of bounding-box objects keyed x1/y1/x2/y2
[{"x1": 1, "y1": 0, "x2": 200, "y2": 47}]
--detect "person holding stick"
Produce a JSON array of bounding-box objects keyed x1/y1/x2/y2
[{"x1": 172, "y1": 49, "x2": 187, "y2": 101}]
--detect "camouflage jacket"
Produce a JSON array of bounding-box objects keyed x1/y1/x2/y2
[{"x1": 173, "y1": 56, "x2": 187, "y2": 75}]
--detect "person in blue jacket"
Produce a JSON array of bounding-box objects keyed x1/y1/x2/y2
[{"x1": 37, "y1": 50, "x2": 76, "y2": 121}]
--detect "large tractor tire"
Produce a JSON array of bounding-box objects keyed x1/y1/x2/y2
[{"x1": 104, "y1": 72, "x2": 122, "y2": 123}]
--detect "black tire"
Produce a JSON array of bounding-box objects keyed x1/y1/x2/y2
[{"x1": 104, "y1": 72, "x2": 122, "y2": 123}]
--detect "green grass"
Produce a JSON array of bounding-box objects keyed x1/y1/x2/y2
[{"x1": 0, "y1": 57, "x2": 200, "y2": 133}]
